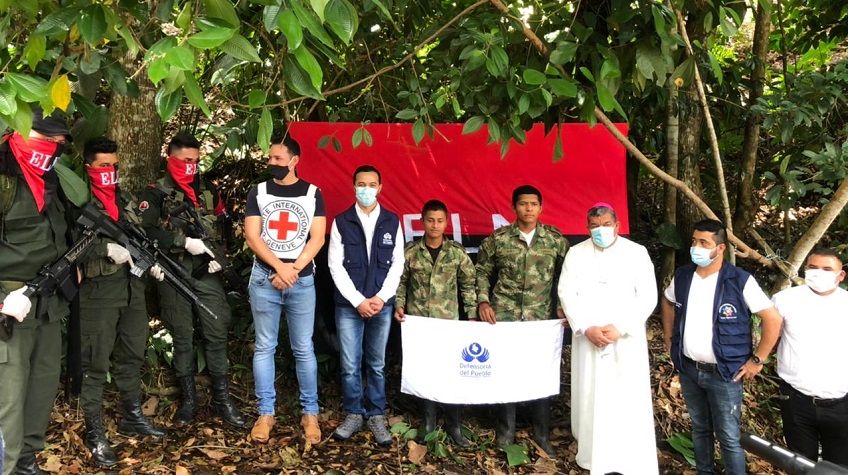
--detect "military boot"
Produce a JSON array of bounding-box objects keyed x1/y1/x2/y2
[
  {"x1": 173, "y1": 375, "x2": 197, "y2": 426},
  {"x1": 495, "y1": 403, "x2": 516, "y2": 448},
  {"x1": 531, "y1": 398, "x2": 555, "y2": 456},
  {"x1": 84, "y1": 413, "x2": 117, "y2": 468},
  {"x1": 415, "y1": 398, "x2": 438, "y2": 443},
  {"x1": 13, "y1": 453, "x2": 47, "y2": 475},
  {"x1": 443, "y1": 404, "x2": 471, "y2": 449},
  {"x1": 210, "y1": 375, "x2": 247, "y2": 428},
  {"x1": 118, "y1": 397, "x2": 167, "y2": 438}
]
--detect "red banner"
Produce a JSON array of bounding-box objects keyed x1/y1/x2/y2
[{"x1": 291, "y1": 122, "x2": 629, "y2": 242}]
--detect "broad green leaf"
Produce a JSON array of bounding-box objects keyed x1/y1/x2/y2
[
  {"x1": 635, "y1": 40, "x2": 667, "y2": 82},
  {"x1": 49, "y1": 75, "x2": 71, "y2": 111},
  {"x1": 183, "y1": 74, "x2": 211, "y2": 117},
  {"x1": 78, "y1": 4, "x2": 107, "y2": 46},
  {"x1": 462, "y1": 116, "x2": 485, "y2": 134},
  {"x1": 670, "y1": 57, "x2": 695, "y2": 87},
  {"x1": 0, "y1": 81, "x2": 17, "y2": 116},
  {"x1": 258, "y1": 107, "x2": 273, "y2": 153},
  {"x1": 221, "y1": 33, "x2": 262, "y2": 63},
  {"x1": 203, "y1": 0, "x2": 240, "y2": 28},
  {"x1": 504, "y1": 445, "x2": 530, "y2": 467},
  {"x1": 488, "y1": 120, "x2": 501, "y2": 143},
  {"x1": 324, "y1": 0, "x2": 358, "y2": 45},
  {"x1": 580, "y1": 66, "x2": 595, "y2": 83},
  {"x1": 166, "y1": 45, "x2": 196, "y2": 70},
  {"x1": 522, "y1": 69, "x2": 547, "y2": 85},
  {"x1": 23, "y1": 34, "x2": 46, "y2": 70},
  {"x1": 163, "y1": 67, "x2": 186, "y2": 94},
  {"x1": 362, "y1": 128, "x2": 372, "y2": 146},
  {"x1": 155, "y1": 87, "x2": 182, "y2": 122},
  {"x1": 262, "y1": 5, "x2": 281, "y2": 33},
  {"x1": 541, "y1": 89, "x2": 553, "y2": 107},
  {"x1": 596, "y1": 83, "x2": 615, "y2": 111},
  {"x1": 283, "y1": 56, "x2": 323, "y2": 100},
  {"x1": 352, "y1": 128, "x2": 362, "y2": 148},
  {"x1": 144, "y1": 37, "x2": 177, "y2": 61},
  {"x1": 291, "y1": 0, "x2": 335, "y2": 48},
  {"x1": 187, "y1": 27, "x2": 235, "y2": 49},
  {"x1": 657, "y1": 222, "x2": 685, "y2": 249},
  {"x1": 367, "y1": 0, "x2": 400, "y2": 32},
  {"x1": 651, "y1": 4, "x2": 667, "y2": 36},
  {"x1": 553, "y1": 132, "x2": 564, "y2": 162},
  {"x1": 318, "y1": 135, "x2": 330, "y2": 148},
  {"x1": 412, "y1": 119, "x2": 424, "y2": 144},
  {"x1": 5, "y1": 73, "x2": 48, "y2": 103},
  {"x1": 548, "y1": 78, "x2": 578, "y2": 98},
  {"x1": 292, "y1": 46, "x2": 323, "y2": 91},
  {"x1": 115, "y1": 23, "x2": 140, "y2": 57},
  {"x1": 7, "y1": 101, "x2": 33, "y2": 138},
  {"x1": 79, "y1": 53, "x2": 101, "y2": 75},
  {"x1": 147, "y1": 57, "x2": 169, "y2": 85},
  {"x1": 518, "y1": 94, "x2": 530, "y2": 114},
  {"x1": 488, "y1": 46, "x2": 509, "y2": 76},
  {"x1": 248, "y1": 89, "x2": 266, "y2": 109},
  {"x1": 176, "y1": 2, "x2": 192, "y2": 30},
  {"x1": 395, "y1": 109, "x2": 417, "y2": 120},
  {"x1": 103, "y1": 63, "x2": 129, "y2": 96},
  {"x1": 278, "y1": 10, "x2": 303, "y2": 49},
  {"x1": 311, "y1": 0, "x2": 329, "y2": 21},
  {"x1": 332, "y1": 137, "x2": 341, "y2": 152},
  {"x1": 54, "y1": 163, "x2": 90, "y2": 206},
  {"x1": 707, "y1": 51, "x2": 723, "y2": 85},
  {"x1": 549, "y1": 42, "x2": 578, "y2": 66},
  {"x1": 35, "y1": 7, "x2": 80, "y2": 36}
]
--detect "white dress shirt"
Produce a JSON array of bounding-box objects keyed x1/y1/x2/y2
[
  {"x1": 664, "y1": 273, "x2": 772, "y2": 363},
  {"x1": 328, "y1": 203, "x2": 405, "y2": 308},
  {"x1": 772, "y1": 285, "x2": 848, "y2": 399}
]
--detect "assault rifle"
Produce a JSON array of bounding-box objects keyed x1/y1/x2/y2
[
  {"x1": 168, "y1": 202, "x2": 245, "y2": 294},
  {"x1": 78, "y1": 204, "x2": 223, "y2": 321},
  {"x1": 742, "y1": 432, "x2": 848, "y2": 475},
  {"x1": 0, "y1": 218, "x2": 100, "y2": 341}
]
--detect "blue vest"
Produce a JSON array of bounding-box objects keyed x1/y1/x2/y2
[
  {"x1": 671, "y1": 262, "x2": 753, "y2": 381},
  {"x1": 333, "y1": 205, "x2": 400, "y2": 307}
]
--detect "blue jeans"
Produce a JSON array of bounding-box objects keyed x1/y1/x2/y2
[
  {"x1": 335, "y1": 304, "x2": 392, "y2": 417},
  {"x1": 679, "y1": 357, "x2": 746, "y2": 475},
  {"x1": 250, "y1": 263, "x2": 319, "y2": 415}
]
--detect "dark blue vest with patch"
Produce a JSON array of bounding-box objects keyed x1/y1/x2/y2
[
  {"x1": 333, "y1": 204, "x2": 399, "y2": 307},
  {"x1": 671, "y1": 262, "x2": 753, "y2": 381}
]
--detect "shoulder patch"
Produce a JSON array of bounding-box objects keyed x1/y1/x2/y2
[{"x1": 139, "y1": 201, "x2": 149, "y2": 211}]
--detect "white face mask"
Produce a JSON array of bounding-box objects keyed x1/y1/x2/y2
[{"x1": 805, "y1": 269, "x2": 840, "y2": 293}]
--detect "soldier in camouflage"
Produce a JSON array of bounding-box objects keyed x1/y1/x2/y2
[
  {"x1": 394, "y1": 200, "x2": 476, "y2": 448},
  {"x1": 475, "y1": 184, "x2": 568, "y2": 456}
]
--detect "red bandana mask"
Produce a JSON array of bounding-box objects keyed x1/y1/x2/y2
[
  {"x1": 86, "y1": 165, "x2": 120, "y2": 221},
  {"x1": 5, "y1": 133, "x2": 62, "y2": 211},
  {"x1": 167, "y1": 156, "x2": 199, "y2": 205}
]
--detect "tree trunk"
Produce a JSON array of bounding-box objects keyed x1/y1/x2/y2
[
  {"x1": 661, "y1": 86, "x2": 680, "y2": 287},
  {"x1": 732, "y1": 2, "x2": 772, "y2": 235},
  {"x1": 108, "y1": 51, "x2": 163, "y2": 196},
  {"x1": 677, "y1": 87, "x2": 705, "y2": 236}
]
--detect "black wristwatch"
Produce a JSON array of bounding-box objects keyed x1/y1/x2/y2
[{"x1": 752, "y1": 354, "x2": 764, "y2": 365}]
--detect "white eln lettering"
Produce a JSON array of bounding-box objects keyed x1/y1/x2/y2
[
  {"x1": 186, "y1": 163, "x2": 198, "y2": 175},
  {"x1": 100, "y1": 171, "x2": 118, "y2": 185},
  {"x1": 29, "y1": 152, "x2": 55, "y2": 171}
]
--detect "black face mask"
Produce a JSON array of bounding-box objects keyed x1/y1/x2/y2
[{"x1": 269, "y1": 165, "x2": 290, "y2": 180}]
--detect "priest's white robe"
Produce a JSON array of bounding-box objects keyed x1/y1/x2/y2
[{"x1": 558, "y1": 236, "x2": 659, "y2": 475}]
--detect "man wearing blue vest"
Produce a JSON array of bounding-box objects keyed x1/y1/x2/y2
[
  {"x1": 661, "y1": 219, "x2": 782, "y2": 475},
  {"x1": 328, "y1": 165, "x2": 405, "y2": 446}
]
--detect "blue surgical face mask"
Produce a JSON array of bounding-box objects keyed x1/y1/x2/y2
[
  {"x1": 690, "y1": 246, "x2": 717, "y2": 267},
  {"x1": 355, "y1": 186, "x2": 378, "y2": 207},
  {"x1": 590, "y1": 226, "x2": 616, "y2": 248}
]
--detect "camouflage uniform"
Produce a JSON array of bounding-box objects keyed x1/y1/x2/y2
[
  {"x1": 475, "y1": 222, "x2": 569, "y2": 321},
  {"x1": 396, "y1": 239, "x2": 477, "y2": 320}
]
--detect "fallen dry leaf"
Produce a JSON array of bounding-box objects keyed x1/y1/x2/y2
[
  {"x1": 198, "y1": 448, "x2": 228, "y2": 460},
  {"x1": 175, "y1": 464, "x2": 190, "y2": 475},
  {"x1": 142, "y1": 396, "x2": 159, "y2": 417},
  {"x1": 406, "y1": 440, "x2": 427, "y2": 465}
]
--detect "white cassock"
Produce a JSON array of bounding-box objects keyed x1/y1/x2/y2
[{"x1": 558, "y1": 236, "x2": 659, "y2": 475}]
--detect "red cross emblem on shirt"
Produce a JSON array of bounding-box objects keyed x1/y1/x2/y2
[{"x1": 269, "y1": 211, "x2": 299, "y2": 240}]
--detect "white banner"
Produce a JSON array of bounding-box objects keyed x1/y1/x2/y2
[{"x1": 400, "y1": 315, "x2": 565, "y2": 404}]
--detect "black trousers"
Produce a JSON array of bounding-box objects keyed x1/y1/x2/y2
[{"x1": 778, "y1": 380, "x2": 848, "y2": 466}]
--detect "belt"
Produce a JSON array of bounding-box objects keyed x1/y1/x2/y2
[
  {"x1": 684, "y1": 356, "x2": 718, "y2": 373},
  {"x1": 787, "y1": 384, "x2": 848, "y2": 407}
]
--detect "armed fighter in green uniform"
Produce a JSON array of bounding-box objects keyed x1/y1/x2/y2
[
  {"x1": 0, "y1": 108, "x2": 73, "y2": 475},
  {"x1": 394, "y1": 199, "x2": 477, "y2": 448},
  {"x1": 475, "y1": 184, "x2": 569, "y2": 456},
  {"x1": 138, "y1": 133, "x2": 246, "y2": 428},
  {"x1": 75, "y1": 137, "x2": 167, "y2": 468}
]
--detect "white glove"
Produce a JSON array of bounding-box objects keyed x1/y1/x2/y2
[
  {"x1": 207, "y1": 260, "x2": 222, "y2": 274},
  {"x1": 149, "y1": 264, "x2": 165, "y2": 282},
  {"x1": 1, "y1": 288, "x2": 32, "y2": 322},
  {"x1": 185, "y1": 237, "x2": 214, "y2": 257},
  {"x1": 106, "y1": 243, "x2": 132, "y2": 266}
]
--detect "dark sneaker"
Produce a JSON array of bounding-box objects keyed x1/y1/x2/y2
[
  {"x1": 367, "y1": 415, "x2": 392, "y2": 446},
  {"x1": 333, "y1": 414, "x2": 364, "y2": 440}
]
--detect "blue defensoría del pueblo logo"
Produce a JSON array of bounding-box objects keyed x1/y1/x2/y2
[{"x1": 459, "y1": 342, "x2": 491, "y2": 378}]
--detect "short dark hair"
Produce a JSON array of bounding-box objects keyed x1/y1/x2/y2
[
  {"x1": 807, "y1": 247, "x2": 844, "y2": 267},
  {"x1": 167, "y1": 133, "x2": 201, "y2": 155},
  {"x1": 271, "y1": 134, "x2": 301, "y2": 157},
  {"x1": 587, "y1": 205, "x2": 617, "y2": 223},
  {"x1": 83, "y1": 137, "x2": 118, "y2": 164},
  {"x1": 422, "y1": 200, "x2": 448, "y2": 217},
  {"x1": 353, "y1": 165, "x2": 381, "y2": 184},
  {"x1": 512, "y1": 185, "x2": 542, "y2": 207},
  {"x1": 692, "y1": 219, "x2": 727, "y2": 246}
]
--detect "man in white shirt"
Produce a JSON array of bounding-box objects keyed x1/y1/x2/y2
[
  {"x1": 772, "y1": 247, "x2": 848, "y2": 466},
  {"x1": 327, "y1": 165, "x2": 404, "y2": 446},
  {"x1": 558, "y1": 203, "x2": 659, "y2": 474},
  {"x1": 660, "y1": 219, "x2": 782, "y2": 475}
]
